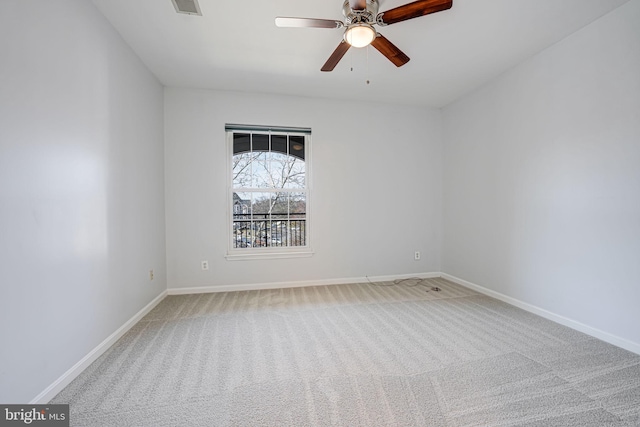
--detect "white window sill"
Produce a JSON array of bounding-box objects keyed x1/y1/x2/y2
[{"x1": 225, "y1": 249, "x2": 314, "y2": 261}]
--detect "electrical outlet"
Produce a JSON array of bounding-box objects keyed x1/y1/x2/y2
[
  {"x1": 149, "y1": 269, "x2": 154, "y2": 281},
  {"x1": 414, "y1": 251, "x2": 421, "y2": 261},
  {"x1": 201, "y1": 260, "x2": 209, "y2": 271}
]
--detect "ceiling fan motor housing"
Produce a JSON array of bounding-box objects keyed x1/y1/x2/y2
[{"x1": 342, "y1": 0, "x2": 379, "y2": 24}]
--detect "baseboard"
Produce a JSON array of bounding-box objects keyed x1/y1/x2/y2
[
  {"x1": 441, "y1": 273, "x2": 640, "y2": 356},
  {"x1": 167, "y1": 272, "x2": 441, "y2": 295},
  {"x1": 31, "y1": 290, "x2": 168, "y2": 404}
]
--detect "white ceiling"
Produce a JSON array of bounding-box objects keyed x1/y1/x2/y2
[{"x1": 91, "y1": 0, "x2": 629, "y2": 108}]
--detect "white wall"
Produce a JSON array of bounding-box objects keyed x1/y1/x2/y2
[
  {"x1": 0, "y1": 0, "x2": 166, "y2": 403},
  {"x1": 165, "y1": 89, "x2": 442, "y2": 289},
  {"x1": 442, "y1": 0, "x2": 640, "y2": 347}
]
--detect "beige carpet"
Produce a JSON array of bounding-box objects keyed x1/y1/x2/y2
[{"x1": 52, "y1": 278, "x2": 640, "y2": 426}]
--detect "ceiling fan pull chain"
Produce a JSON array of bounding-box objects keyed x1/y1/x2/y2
[
  {"x1": 366, "y1": 45, "x2": 370, "y2": 85},
  {"x1": 350, "y1": 47, "x2": 354, "y2": 72}
]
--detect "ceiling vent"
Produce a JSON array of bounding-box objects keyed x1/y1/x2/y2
[{"x1": 171, "y1": 0, "x2": 202, "y2": 16}]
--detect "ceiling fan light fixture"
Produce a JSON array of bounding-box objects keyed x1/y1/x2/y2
[{"x1": 344, "y1": 24, "x2": 376, "y2": 48}]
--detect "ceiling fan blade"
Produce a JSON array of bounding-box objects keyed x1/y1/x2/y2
[
  {"x1": 321, "y1": 40, "x2": 351, "y2": 72},
  {"x1": 370, "y1": 34, "x2": 410, "y2": 67},
  {"x1": 275, "y1": 17, "x2": 343, "y2": 29},
  {"x1": 349, "y1": 0, "x2": 367, "y2": 11},
  {"x1": 377, "y1": 0, "x2": 452, "y2": 26}
]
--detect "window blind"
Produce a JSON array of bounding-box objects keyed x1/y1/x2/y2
[{"x1": 225, "y1": 124, "x2": 311, "y2": 135}]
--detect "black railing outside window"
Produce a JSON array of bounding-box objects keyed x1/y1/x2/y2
[{"x1": 233, "y1": 213, "x2": 306, "y2": 248}]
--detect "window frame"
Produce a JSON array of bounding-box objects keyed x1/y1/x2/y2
[{"x1": 225, "y1": 125, "x2": 313, "y2": 261}]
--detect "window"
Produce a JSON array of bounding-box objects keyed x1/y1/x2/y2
[{"x1": 226, "y1": 124, "x2": 312, "y2": 260}]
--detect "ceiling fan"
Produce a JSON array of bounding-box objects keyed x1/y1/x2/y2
[{"x1": 275, "y1": 0, "x2": 452, "y2": 72}]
